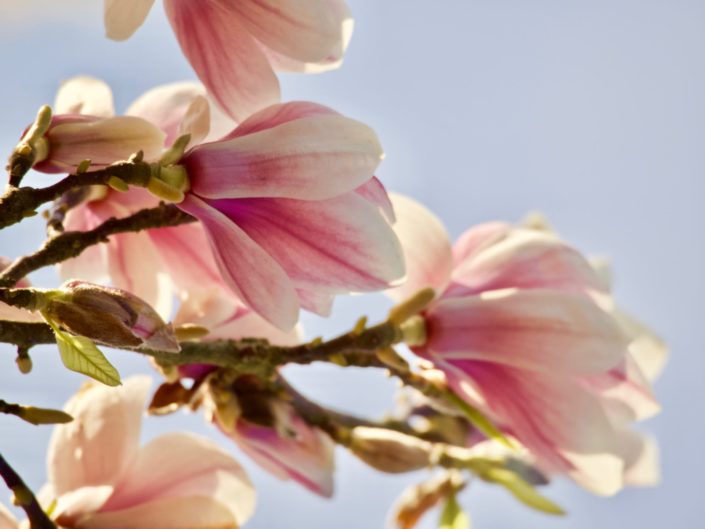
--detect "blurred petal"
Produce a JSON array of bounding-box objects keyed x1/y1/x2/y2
[
  {"x1": 0, "y1": 504, "x2": 17, "y2": 529},
  {"x1": 297, "y1": 288, "x2": 335, "y2": 317},
  {"x1": 217, "y1": 193, "x2": 405, "y2": 293},
  {"x1": 187, "y1": 113, "x2": 383, "y2": 201},
  {"x1": 619, "y1": 431, "x2": 660, "y2": 487},
  {"x1": 126, "y1": 82, "x2": 210, "y2": 146},
  {"x1": 104, "y1": 433, "x2": 255, "y2": 525},
  {"x1": 614, "y1": 309, "x2": 668, "y2": 382},
  {"x1": 233, "y1": 0, "x2": 350, "y2": 63},
  {"x1": 59, "y1": 206, "x2": 111, "y2": 285},
  {"x1": 261, "y1": 0, "x2": 354, "y2": 73},
  {"x1": 452, "y1": 221, "x2": 511, "y2": 267},
  {"x1": 427, "y1": 290, "x2": 628, "y2": 375},
  {"x1": 178, "y1": 195, "x2": 299, "y2": 330},
  {"x1": 444, "y1": 363, "x2": 623, "y2": 495},
  {"x1": 55, "y1": 76, "x2": 115, "y2": 117},
  {"x1": 448, "y1": 229, "x2": 606, "y2": 298},
  {"x1": 164, "y1": 0, "x2": 280, "y2": 121},
  {"x1": 104, "y1": 0, "x2": 155, "y2": 41},
  {"x1": 355, "y1": 177, "x2": 395, "y2": 223},
  {"x1": 48, "y1": 377, "x2": 152, "y2": 495},
  {"x1": 387, "y1": 194, "x2": 452, "y2": 301},
  {"x1": 77, "y1": 496, "x2": 238, "y2": 529},
  {"x1": 53, "y1": 486, "x2": 114, "y2": 526}
]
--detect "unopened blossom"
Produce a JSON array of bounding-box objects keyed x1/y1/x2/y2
[
  {"x1": 177, "y1": 101, "x2": 405, "y2": 329},
  {"x1": 388, "y1": 194, "x2": 663, "y2": 495},
  {"x1": 0, "y1": 376, "x2": 255, "y2": 529},
  {"x1": 104, "y1": 0, "x2": 353, "y2": 121},
  {"x1": 29, "y1": 113, "x2": 165, "y2": 174},
  {"x1": 43, "y1": 280, "x2": 180, "y2": 352},
  {"x1": 206, "y1": 388, "x2": 336, "y2": 497}
]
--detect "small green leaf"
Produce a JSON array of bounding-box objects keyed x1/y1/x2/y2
[
  {"x1": 484, "y1": 467, "x2": 565, "y2": 515},
  {"x1": 444, "y1": 390, "x2": 513, "y2": 449},
  {"x1": 53, "y1": 327, "x2": 121, "y2": 387},
  {"x1": 439, "y1": 495, "x2": 471, "y2": 529}
]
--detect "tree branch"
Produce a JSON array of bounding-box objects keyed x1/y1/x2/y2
[
  {"x1": 0, "y1": 203, "x2": 194, "y2": 287},
  {"x1": 0, "y1": 453, "x2": 56, "y2": 529},
  {"x1": 0, "y1": 158, "x2": 152, "y2": 230}
]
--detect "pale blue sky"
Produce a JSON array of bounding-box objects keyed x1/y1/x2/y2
[{"x1": 0, "y1": 1, "x2": 703, "y2": 528}]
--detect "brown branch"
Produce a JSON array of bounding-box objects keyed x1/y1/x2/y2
[
  {"x1": 0, "y1": 203, "x2": 194, "y2": 287},
  {"x1": 0, "y1": 157, "x2": 152, "y2": 230},
  {"x1": 0, "y1": 453, "x2": 56, "y2": 529}
]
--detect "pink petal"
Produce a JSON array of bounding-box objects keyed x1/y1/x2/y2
[
  {"x1": 619, "y1": 431, "x2": 660, "y2": 487},
  {"x1": 355, "y1": 176, "x2": 395, "y2": 223},
  {"x1": 386, "y1": 194, "x2": 452, "y2": 301},
  {"x1": 164, "y1": 0, "x2": 280, "y2": 122},
  {"x1": 583, "y1": 354, "x2": 660, "y2": 425},
  {"x1": 214, "y1": 192, "x2": 405, "y2": 293},
  {"x1": 178, "y1": 194, "x2": 299, "y2": 330},
  {"x1": 53, "y1": 486, "x2": 114, "y2": 527},
  {"x1": 224, "y1": 101, "x2": 337, "y2": 139},
  {"x1": 175, "y1": 289, "x2": 302, "y2": 345},
  {"x1": 297, "y1": 288, "x2": 335, "y2": 317},
  {"x1": 447, "y1": 229, "x2": 606, "y2": 298},
  {"x1": 48, "y1": 376, "x2": 152, "y2": 496},
  {"x1": 104, "y1": 0, "x2": 155, "y2": 40},
  {"x1": 443, "y1": 362, "x2": 624, "y2": 495},
  {"x1": 260, "y1": 0, "x2": 353, "y2": 73},
  {"x1": 103, "y1": 433, "x2": 255, "y2": 525},
  {"x1": 186, "y1": 112, "x2": 383, "y2": 201},
  {"x1": 426, "y1": 289, "x2": 628, "y2": 375},
  {"x1": 126, "y1": 82, "x2": 210, "y2": 147},
  {"x1": 452, "y1": 221, "x2": 512, "y2": 267},
  {"x1": 233, "y1": 404, "x2": 335, "y2": 497},
  {"x1": 76, "y1": 496, "x2": 239, "y2": 529},
  {"x1": 54, "y1": 76, "x2": 115, "y2": 117},
  {"x1": 59, "y1": 206, "x2": 112, "y2": 285},
  {"x1": 232, "y1": 0, "x2": 351, "y2": 63}
]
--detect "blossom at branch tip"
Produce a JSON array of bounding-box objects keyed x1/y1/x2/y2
[
  {"x1": 104, "y1": 0, "x2": 353, "y2": 121},
  {"x1": 387, "y1": 194, "x2": 665, "y2": 495},
  {"x1": 177, "y1": 101, "x2": 405, "y2": 330},
  {"x1": 204, "y1": 383, "x2": 335, "y2": 497},
  {"x1": 0, "y1": 376, "x2": 255, "y2": 529}
]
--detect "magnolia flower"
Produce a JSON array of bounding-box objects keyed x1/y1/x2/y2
[
  {"x1": 103, "y1": 0, "x2": 353, "y2": 121},
  {"x1": 389, "y1": 194, "x2": 662, "y2": 495},
  {"x1": 205, "y1": 384, "x2": 336, "y2": 498},
  {"x1": 0, "y1": 376, "x2": 255, "y2": 529},
  {"x1": 56, "y1": 78, "x2": 403, "y2": 329}
]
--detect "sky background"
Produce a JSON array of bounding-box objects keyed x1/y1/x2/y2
[{"x1": 0, "y1": 1, "x2": 703, "y2": 528}]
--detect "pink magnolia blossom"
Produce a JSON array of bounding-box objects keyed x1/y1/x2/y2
[
  {"x1": 206, "y1": 391, "x2": 336, "y2": 497},
  {"x1": 104, "y1": 0, "x2": 353, "y2": 121},
  {"x1": 1, "y1": 376, "x2": 255, "y2": 529},
  {"x1": 177, "y1": 101, "x2": 405, "y2": 330},
  {"x1": 56, "y1": 78, "x2": 403, "y2": 330},
  {"x1": 389, "y1": 194, "x2": 663, "y2": 495}
]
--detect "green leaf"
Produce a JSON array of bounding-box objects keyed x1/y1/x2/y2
[
  {"x1": 53, "y1": 327, "x2": 121, "y2": 387},
  {"x1": 439, "y1": 495, "x2": 471, "y2": 529},
  {"x1": 483, "y1": 467, "x2": 565, "y2": 515},
  {"x1": 444, "y1": 390, "x2": 513, "y2": 449}
]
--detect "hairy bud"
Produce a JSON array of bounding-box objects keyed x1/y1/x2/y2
[
  {"x1": 349, "y1": 427, "x2": 432, "y2": 473},
  {"x1": 43, "y1": 280, "x2": 180, "y2": 352}
]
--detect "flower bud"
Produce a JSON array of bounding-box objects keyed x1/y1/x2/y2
[
  {"x1": 32, "y1": 114, "x2": 166, "y2": 174},
  {"x1": 349, "y1": 427, "x2": 432, "y2": 473},
  {"x1": 43, "y1": 280, "x2": 180, "y2": 352}
]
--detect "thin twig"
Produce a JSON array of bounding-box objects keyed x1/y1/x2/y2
[
  {"x1": 0, "y1": 203, "x2": 194, "y2": 287},
  {"x1": 0, "y1": 453, "x2": 56, "y2": 528}
]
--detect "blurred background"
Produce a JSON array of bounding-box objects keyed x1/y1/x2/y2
[{"x1": 0, "y1": 1, "x2": 702, "y2": 527}]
